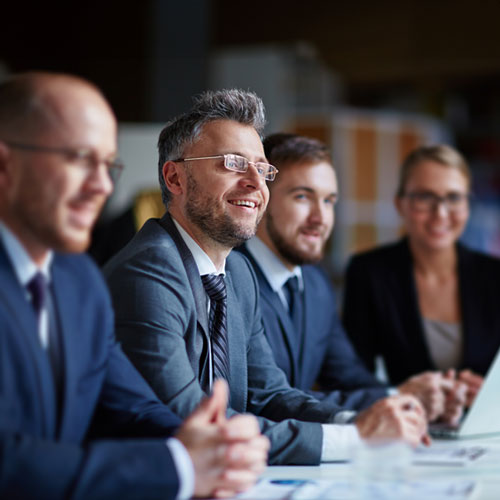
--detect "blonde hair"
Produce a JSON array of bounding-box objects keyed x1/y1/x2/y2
[{"x1": 396, "y1": 144, "x2": 471, "y2": 197}]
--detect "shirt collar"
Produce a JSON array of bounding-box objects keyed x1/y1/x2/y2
[
  {"x1": 246, "y1": 236, "x2": 302, "y2": 292},
  {"x1": 172, "y1": 217, "x2": 226, "y2": 277},
  {"x1": 0, "y1": 222, "x2": 53, "y2": 286}
]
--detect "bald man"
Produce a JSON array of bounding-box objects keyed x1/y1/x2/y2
[{"x1": 0, "y1": 72, "x2": 268, "y2": 500}]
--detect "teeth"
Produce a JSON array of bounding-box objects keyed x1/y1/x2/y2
[{"x1": 231, "y1": 200, "x2": 256, "y2": 208}]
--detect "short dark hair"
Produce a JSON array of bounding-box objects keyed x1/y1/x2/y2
[
  {"x1": 263, "y1": 133, "x2": 331, "y2": 170},
  {"x1": 396, "y1": 144, "x2": 471, "y2": 197},
  {"x1": 157, "y1": 88, "x2": 266, "y2": 208}
]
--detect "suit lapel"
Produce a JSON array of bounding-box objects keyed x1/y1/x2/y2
[
  {"x1": 159, "y1": 213, "x2": 209, "y2": 336},
  {"x1": 158, "y1": 214, "x2": 210, "y2": 385},
  {"x1": 224, "y1": 268, "x2": 246, "y2": 410},
  {"x1": 50, "y1": 257, "x2": 77, "y2": 439},
  {"x1": 0, "y1": 243, "x2": 58, "y2": 436},
  {"x1": 457, "y1": 243, "x2": 474, "y2": 368},
  {"x1": 240, "y1": 246, "x2": 300, "y2": 384}
]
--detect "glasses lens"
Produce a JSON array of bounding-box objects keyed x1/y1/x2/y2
[
  {"x1": 107, "y1": 159, "x2": 124, "y2": 184},
  {"x1": 225, "y1": 154, "x2": 247, "y2": 172},
  {"x1": 261, "y1": 164, "x2": 277, "y2": 181}
]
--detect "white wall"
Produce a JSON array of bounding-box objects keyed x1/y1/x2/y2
[{"x1": 105, "y1": 123, "x2": 164, "y2": 218}]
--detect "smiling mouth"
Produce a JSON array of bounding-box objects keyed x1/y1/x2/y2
[
  {"x1": 229, "y1": 200, "x2": 257, "y2": 209},
  {"x1": 300, "y1": 227, "x2": 324, "y2": 239}
]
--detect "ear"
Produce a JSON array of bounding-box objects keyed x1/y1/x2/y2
[{"x1": 162, "y1": 160, "x2": 184, "y2": 196}]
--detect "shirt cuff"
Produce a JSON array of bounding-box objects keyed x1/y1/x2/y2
[
  {"x1": 321, "y1": 423, "x2": 361, "y2": 462},
  {"x1": 387, "y1": 386, "x2": 399, "y2": 397},
  {"x1": 333, "y1": 410, "x2": 357, "y2": 424},
  {"x1": 166, "y1": 437, "x2": 195, "y2": 500}
]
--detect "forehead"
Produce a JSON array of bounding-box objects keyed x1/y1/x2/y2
[
  {"x1": 405, "y1": 160, "x2": 469, "y2": 191},
  {"x1": 33, "y1": 84, "x2": 117, "y2": 149},
  {"x1": 186, "y1": 119, "x2": 265, "y2": 159},
  {"x1": 274, "y1": 160, "x2": 337, "y2": 193}
]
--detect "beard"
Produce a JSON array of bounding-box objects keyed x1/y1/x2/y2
[
  {"x1": 185, "y1": 169, "x2": 261, "y2": 249},
  {"x1": 266, "y1": 211, "x2": 326, "y2": 266}
]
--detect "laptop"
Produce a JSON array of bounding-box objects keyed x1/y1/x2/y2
[{"x1": 430, "y1": 346, "x2": 500, "y2": 439}]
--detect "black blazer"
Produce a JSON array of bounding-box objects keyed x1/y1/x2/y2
[{"x1": 343, "y1": 238, "x2": 500, "y2": 384}]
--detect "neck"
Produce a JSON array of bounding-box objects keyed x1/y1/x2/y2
[
  {"x1": 2, "y1": 217, "x2": 50, "y2": 268},
  {"x1": 169, "y1": 209, "x2": 231, "y2": 272},
  {"x1": 256, "y1": 228, "x2": 295, "y2": 271},
  {"x1": 409, "y1": 238, "x2": 457, "y2": 277}
]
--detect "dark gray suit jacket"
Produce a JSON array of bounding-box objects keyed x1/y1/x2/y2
[{"x1": 104, "y1": 214, "x2": 345, "y2": 465}]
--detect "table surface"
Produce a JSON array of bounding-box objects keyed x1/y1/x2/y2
[{"x1": 258, "y1": 435, "x2": 500, "y2": 499}]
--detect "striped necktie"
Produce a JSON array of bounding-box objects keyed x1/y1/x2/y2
[{"x1": 201, "y1": 274, "x2": 230, "y2": 383}]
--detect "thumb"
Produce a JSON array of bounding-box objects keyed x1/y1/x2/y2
[{"x1": 187, "y1": 379, "x2": 228, "y2": 425}]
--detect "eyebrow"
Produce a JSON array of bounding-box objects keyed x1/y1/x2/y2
[
  {"x1": 288, "y1": 186, "x2": 338, "y2": 197},
  {"x1": 227, "y1": 152, "x2": 268, "y2": 163}
]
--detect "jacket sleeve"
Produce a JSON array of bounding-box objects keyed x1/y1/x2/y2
[{"x1": 106, "y1": 244, "x2": 333, "y2": 465}]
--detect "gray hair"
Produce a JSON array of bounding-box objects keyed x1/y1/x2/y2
[{"x1": 157, "y1": 88, "x2": 266, "y2": 207}]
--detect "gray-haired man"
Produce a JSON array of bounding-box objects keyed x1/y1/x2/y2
[{"x1": 105, "y1": 89, "x2": 429, "y2": 465}]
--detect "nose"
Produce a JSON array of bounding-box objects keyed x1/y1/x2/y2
[
  {"x1": 434, "y1": 199, "x2": 450, "y2": 217},
  {"x1": 86, "y1": 162, "x2": 114, "y2": 196},
  {"x1": 309, "y1": 199, "x2": 325, "y2": 224},
  {"x1": 240, "y1": 162, "x2": 266, "y2": 190}
]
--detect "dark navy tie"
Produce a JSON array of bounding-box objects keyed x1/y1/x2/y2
[
  {"x1": 284, "y1": 276, "x2": 303, "y2": 335},
  {"x1": 27, "y1": 272, "x2": 62, "y2": 400},
  {"x1": 27, "y1": 272, "x2": 47, "y2": 318},
  {"x1": 201, "y1": 274, "x2": 230, "y2": 383}
]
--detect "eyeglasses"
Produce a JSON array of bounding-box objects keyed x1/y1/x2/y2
[
  {"x1": 5, "y1": 141, "x2": 124, "y2": 184},
  {"x1": 403, "y1": 191, "x2": 471, "y2": 213},
  {"x1": 174, "y1": 154, "x2": 279, "y2": 181}
]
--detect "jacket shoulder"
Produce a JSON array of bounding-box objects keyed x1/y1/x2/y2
[{"x1": 347, "y1": 239, "x2": 407, "y2": 271}]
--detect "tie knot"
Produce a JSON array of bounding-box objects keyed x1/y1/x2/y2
[
  {"x1": 285, "y1": 276, "x2": 300, "y2": 293},
  {"x1": 27, "y1": 272, "x2": 48, "y2": 314},
  {"x1": 201, "y1": 274, "x2": 227, "y2": 302}
]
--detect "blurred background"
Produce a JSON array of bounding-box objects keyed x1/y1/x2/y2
[{"x1": 3, "y1": 0, "x2": 500, "y2": 277}]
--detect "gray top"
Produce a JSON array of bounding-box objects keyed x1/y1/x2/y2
[{"x1": 422, "y1": 317, "x2": 463, "y2": 370}]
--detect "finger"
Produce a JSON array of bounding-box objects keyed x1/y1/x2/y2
[
  {"x1": 211, "y1": 379, "x2": 229, "y2": 424},
  {"x1": 421, "y1": 433, "x2": 432, "y2": 446},
  {"x1": 213, "y1": 489, "x2": 239, "y2": 498},
  {"x1": 220, "y1": 468, "x2": 260, "y2": 490},
  {"x1": 184, "y1": 381, "x2": 228, "y2": 427},
  {"x1": 439, "y1": 377, "x2": 456, "y2": 392},
  {"x1": 399, "y1": 396, "x2": 425, "y2": 416},
  {"x1": 226, "y1": 442, "x2": 269, "y2": 471},
  {"x1": 224, "y1": 414, "x2": 262, "y2": 440}
]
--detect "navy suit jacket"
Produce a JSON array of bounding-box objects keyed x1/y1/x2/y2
[
  {"x1": 343, "y1": 238, "x2": 500, "y2": 384},
  {"x1": 0, "y1": 243, "x2": 183, "y2": 499},
  {"x1": 239, "y1": 244, "x2": 387, "y2": 410},
  {"x1": 105, "y1": 213, "x2": 346, "y2": 466}
]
